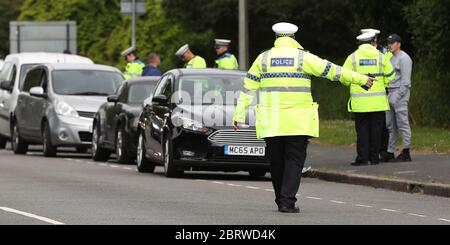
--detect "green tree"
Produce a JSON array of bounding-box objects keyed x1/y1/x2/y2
[{"x1": 0, "y1": 0, "x2": 23, "y2": 57}]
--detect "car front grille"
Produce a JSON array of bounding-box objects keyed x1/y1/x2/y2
[
  {"x1": 77, "y1": 111, "x2": 96, "y2": 119},
  {"x1": 78, "y1": 132, "x2": 93, "y2": 142},
  {"x1": 208, "y1": 130, "x2": 265, "y2": 146}
]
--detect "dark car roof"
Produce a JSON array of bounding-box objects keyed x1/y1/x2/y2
[
  {"x1": 125, "y1": 76, "x2": 161, "y2": 85},
  {"x1": 168, "y1": 68, "x2": 246, "y2": 77}
]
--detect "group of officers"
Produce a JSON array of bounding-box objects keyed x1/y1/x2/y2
[
  {"x1": 120, "y1": 38, "x2": 239, "y2": 80},
  {"x1": 121, "y1": 22, "x2": 413, "y2": 213}
]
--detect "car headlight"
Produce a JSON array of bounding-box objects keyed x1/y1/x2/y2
[
  {"x1": 179, "y1": 117, "x2": 208, "y2": 133},
  {"x1": 55, "y1": 100, "x2": 79, "y2": 118}
]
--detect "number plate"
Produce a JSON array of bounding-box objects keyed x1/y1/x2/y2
[{"x1": 224, "y1": 145, "x2": 265, "y2": 156}]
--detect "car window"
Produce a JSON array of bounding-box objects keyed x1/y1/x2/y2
[
  {"x1": 52, "y1": 70, "x2": 123, "y2": 96},
  {"x1": 128, "y1": 83, "x2": 157, "y2": 104},
  {"x1": 176, "y1": 75, "x2": 245, "y2": 105},
  {"x1": 22, "y1": 69, "x2": 43, "y2": 92},
  {"x1": 41, "y1": 70, "x2": 48, "y2": 93},
  {"x1": 162, "y1": 76, "x2": 173, "y2": 98},
  {"x1": 9, "y1": 65, "x2": 17, "y2": 87},
  {"x1": 19, "y1": 64, "x2": 38, "y2": 90},
  {"x1": 153, "y1": 75, "x2": 169, "y2": 97},
  {"x1": 0, "y1": 62, "x2": 12, "y2": 82}
]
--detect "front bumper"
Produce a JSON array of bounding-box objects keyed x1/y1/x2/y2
[
  {"x1": 172, "y1": 129, "x2": 270, "y2": 172},
  {"x1": 49, "y1": 115, "x2": 93, "y2": 147}
]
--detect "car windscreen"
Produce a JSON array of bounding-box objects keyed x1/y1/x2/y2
[
  {"x1": 52, "y1": 70, "x2": 123, "y2": 96},
  {"x1": 176, "y1": 75, "x2": 245, "y2": 105},
  {"x1": 128, "y1": 83, "x2": 157, "y2": 104}
]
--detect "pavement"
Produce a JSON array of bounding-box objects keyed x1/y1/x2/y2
[
  {"x1": 305, "y1": 144, "x2": 450, "y2": 197},
  {"x1": 1, "y1": 147, "x2": 450, "y2": 225}
]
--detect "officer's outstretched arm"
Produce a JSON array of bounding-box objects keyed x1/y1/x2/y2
[
  {"x1": 303, "y1": 52, "x2": 368, "y2": 86},
  {"x1": 233, "y1": 54, "x2": 262, "y2": 124}
]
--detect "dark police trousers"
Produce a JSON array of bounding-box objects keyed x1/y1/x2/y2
[
  {"x1": 264, "y1": 136, "x2": 309, "y2": 208},
  {"x1": 354, "y1": 112, "x2": 385, "y2": 163}
]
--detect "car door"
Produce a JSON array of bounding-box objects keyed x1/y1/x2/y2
[
  {"x1": 0, "y1": 63, "x2": 15, "y2": 136},
  {"x1": 144, "y1": 75, "x2": 169, "y2": 161},
  {"x1": 105, "y1": 83, "x2": 126, "y2": 145},
  {"x1": 28, "y1": 68, "x2": 48, "y2": 138},
  {"x1": 17, "y1": 68, "x2": 43, "y2": 137},
  {"x1": 149, "y1": 74, "x2": 173, "y2": 161}
]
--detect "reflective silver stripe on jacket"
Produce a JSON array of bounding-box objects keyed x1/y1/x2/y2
[
  {"x1": 351, "y1": 92, "x2": 386, "y2": 98},
  {"x1": 352, "y1": 53, "x2": 357, "y2": 71},
  {"x1": 298, "y1": 50, "x2": 304, "y2": 72},
  {"x1": 260, "y1": 86, "x2": 311, "y2": 93},
  {"x1": 333, "y1": 66, "x2": 342, "y2": 81},
  {"x1": 379, "y1": 52, "x2": 383, "y2": 74},
  {"x1": 261, "y1": 51, "x2": 270, "y2": 73}
]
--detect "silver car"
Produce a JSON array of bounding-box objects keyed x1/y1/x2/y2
[{"x1": 12, "y1": 63, "x2": 124, "y2": 156}]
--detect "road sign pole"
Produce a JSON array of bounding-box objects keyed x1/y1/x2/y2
[
  {"x1": 132, "y1": 0, "x2": 136, "y2": 47},
  {"x1": 239, "y1": 0, "x2": 249, "y2": 71}
]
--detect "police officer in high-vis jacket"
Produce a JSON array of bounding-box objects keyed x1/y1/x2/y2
[
  {"x1": 214, "y1": 39, "x2": 239, "y2": 70},
  {"x1": 233, "y1": 22, "x2": 375, "y2": 213},
  {"x1": 175, "y1": 44, "x2": 207, "y2": 69},
  {"x1": 343, "y1": 32, "x2": 395, "y2": 166},
  {"x1": 121, "y1": 47, "x2": 145, "y2": 80}
]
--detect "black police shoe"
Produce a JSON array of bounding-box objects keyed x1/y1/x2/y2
[
  {"x1": 351, "y1": 161, "x2": 369, "y2": 166},
  {"x1": 396, "y1": 149, "x2": 412, "y2": 162},
  {"x1": 278, "y1": 206, "x2": 300, "y2": 213},
  {"x1": 380, "y1": 151, "x2": 396, "y2": 162}
]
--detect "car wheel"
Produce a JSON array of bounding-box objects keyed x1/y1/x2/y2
[
  {"x1": 0, "y1": 135, "x2": 7, "y2": 149},
  {"x1": 91, "y1": 123, "x2": 110, "y2": 162},
  {"x1": 42, "y1": 122, "x2": 57, "y2": 157},
  {"x1": 116, "y1": 126, "x2": 131, "y2": 164},
  {"x1": 249, "y1": 170, "x2": 267, "y2": 178},
  {"x1": 163, "y1": 134, "x2": 183, "y2": 178},
  {"x1": 136, "y1": 131, "x2": 155, "y2": 173},
  {"x1": 11, "y1": 120, "x2": 28, "y2": 155}
]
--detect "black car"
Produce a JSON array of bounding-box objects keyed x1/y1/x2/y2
[
  {"x1": 92, "y1": 76, "x2": 160, "y2": 163},
  {"x1": 136, "y1": 69, "x2": 269, "y2": 177}
]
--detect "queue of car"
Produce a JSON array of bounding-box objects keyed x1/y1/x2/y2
[{"x1": 0, "y1": 53, "x2": 269, "y2": 178}]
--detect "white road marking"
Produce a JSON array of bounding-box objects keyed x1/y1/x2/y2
[
  {"x1": 109, "y1": 165, "x2": 119, "y2": 168},
  {"x1": 0, "y1": 207, "x2": 64, "y2": 225},
  {"x1": 264, "y1": 189, "x2": 274, "y2": 192},
  {"x1": 330, "y1": 200, "x2": 346, "y2": 204},
  {"x1": 195, "y1": 179, "x2": 207, "y2": 182},
  {"x1": 246, "y1": 186, "x2": 260, "y2": 190},
  {"x1": 122, "y1": 167, "x2": 133, "y2": 170},
  {"x1": 99, "y1": 163, "x2": 107, "y2": 167},
  {"x1": 64, "y1": 158, "x2": 73, "y2": 161},
  {"x1": 382, "y1": 208, "x2": 401, "y2": 213},
  {"x1": 227, "y1": 184, "x2": 242, "y2": 187},
  {"x1": 305, "y1": 196, "x2": 322, "y2": 200},
  {"x1": 394, "y1": 171, "x2": 418, "y2": 175},
  {"x1": 438, "y1": 218, "x2": 450, "y2": 223},
  {"x1": 355, "y1": 204, "x2": 373, "y2": 208},
  {"x1": 407, "y1": 213, "x2": 427, "y2": 218},
  {"x1": 212, "y1": 181, "x2": 225, "y2": 185}
]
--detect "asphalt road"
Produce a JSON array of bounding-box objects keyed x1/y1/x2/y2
[{"x1": 1, "y1": 147, "x2": 449, "y2": 225}]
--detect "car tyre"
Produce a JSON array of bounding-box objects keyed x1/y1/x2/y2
[
  {"x1": 136, "y1": 131, "x2": 155, "y2": 173},
  {"x1": 116, "y1": 126, "x2": 131, "y2": 164},
  {"x1": 0, "y1": 135, "x2": 7, "y2": 149},
  {"x1": 91, "y1": 122, "x2": 110, "y2": 162},
  {"x1": 11, "y1": 120, "x2": 28, "y2": 155},
  {"x1": 163, "y1": 134, "x2": 183, "y2": 178},
  {"x1": 42, "y1": 122, "x2": 57, "y2": 157}
]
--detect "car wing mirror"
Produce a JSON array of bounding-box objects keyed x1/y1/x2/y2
[
  {"x1": 0, "y1": 80, "x2": 13, "y2": 92},
  {"x1": 107, "y1": 95, "x2": 119, "y2": 103},
  {"x1": 29, "y1": 86, "x2": 46, "y2": 98}
]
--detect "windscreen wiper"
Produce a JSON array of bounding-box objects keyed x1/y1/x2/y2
[{"x1": 67, "y1": 92, "x2": 110, "y2": 96}]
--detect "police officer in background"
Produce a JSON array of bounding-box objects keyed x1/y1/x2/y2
[
  {"x1": 360, "y1": 28, "x2": 393, "y2": 160},
  {"x1": 233, "y1": 22, "x2": 375, "y2": 213},
  {"x1": 121, "y1": 47, "x2": 145, "y2": 80},
  {"x1": 382, "y1": 34, "x2": 413, "y2": 162},
  {"x1": 175, "y1": 44, "x2": 207, "y2": 69},
  {"x1": 343, "y1": 32, "x2": 395, "y2": 166},
  {"x1": 214, "y1": 39, "x2": 239, "y2": 70}
]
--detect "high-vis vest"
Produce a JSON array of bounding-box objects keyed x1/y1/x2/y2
[
  {"x1": 124, "y1": 59, "x2": 145, "y2": 80},
  {"x1": 234, "y1": 37, "x2": 370, "y2": 139},
  {"x1": 343, "y1": 44, "x2": 395, "y2": 113},
  {"x1": 186, "y1": 56, "x2": 207, "y2": 69},
  {"x1": 215, "y1": 52, "x2": 239, "y2": 70}
]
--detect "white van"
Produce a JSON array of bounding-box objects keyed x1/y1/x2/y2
[{"x1": 0, "y1": 53, "x2": 93, "y2": 148}]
